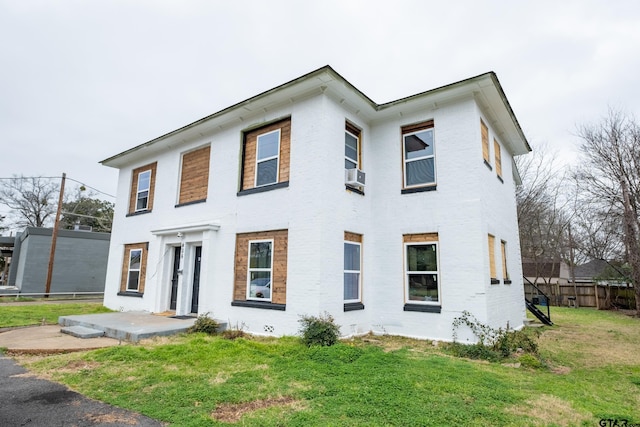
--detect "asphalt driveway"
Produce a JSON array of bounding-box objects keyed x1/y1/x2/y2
[{"x1": 0, "y1": 356, "x2": 163, "y2": 426}]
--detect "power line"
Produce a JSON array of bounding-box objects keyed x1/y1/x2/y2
[{"x1": 0, "y1": 175, "x2": 115, "y2": 199}]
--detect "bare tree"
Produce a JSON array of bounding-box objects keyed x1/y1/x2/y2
[
  {"x1": 575, "y1": 108, "x2": 640, "y2": 313},
  {"x1": 0, "y1": 175, "x2": 60, "y2": 229},
  {"x1": 516, "y1": 143, "x2": 571, "y2": 285}
]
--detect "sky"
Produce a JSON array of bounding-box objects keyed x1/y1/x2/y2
[{"x1": 1, "y1": 0, "x2": 639, "y2": 223}]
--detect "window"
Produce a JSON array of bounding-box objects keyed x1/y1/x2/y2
[
  {"x1": 494, "y1": 138, "x2": 502, "y2": 179},
  {"x1": 344, "y1": 232, "x2": 362, "y2": 303},
  {"x1": 127, "y1": 249, "x2": 142, "y2": 291},
  {"x1": 256, "y1": 130, "x2": 280, "y2": 187},
  {"x1": 345, "y1": 122, "x2": 361, "y2": 170},
  {"x1": 128, "y1": 162, "x2": 157, "y2": 215},
  {"x1": 488, "y1": 234, "x2": 498, "y2": 284},
  {"x1": 247, "y1": 240, "x2": 273, "y2": 301},
  {"x1": 239, "y1": 118, "x2": 291, "y2": 194},
  {"x1": 119, "y1": 243, "x2": 148, "y2": 295},
  {"x1": 501, "y1": 240, "x2": 510, "y2": 283},
  {"x1": 136, "y1": 171, "x2": 151, "y2": 211},
  {"x1": 177, "y1": 145, "x2": 210, "y2": 206},
  {"x1": 481, "y1": 119, "x2": 490, "y2": 166},
  {"x1": 232, "y1": 230, "x2": 288, "y2": 309},
  {"x1": 404, "y1": 233, "x2": 440, "y2": 306},
  {"x1": 402, "y1": 121, "x2": 436, "y2": 188}
]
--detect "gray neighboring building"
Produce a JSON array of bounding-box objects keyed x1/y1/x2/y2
[{"x1": 4, "y1": 227, "x2": 110, "y2": 295}]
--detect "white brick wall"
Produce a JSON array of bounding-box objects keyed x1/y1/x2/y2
[{"x1": 104, "y1": 83, "x2": 527, "y2": 342}]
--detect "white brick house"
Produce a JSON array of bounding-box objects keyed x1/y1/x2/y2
[{"x1": 101, "y1": 66, "x2": 530, "y2": 342}]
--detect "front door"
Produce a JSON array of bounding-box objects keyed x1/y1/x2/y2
[
  {"x1": 190, "y1": 246, "x2": 202, "y2": 314},
  {"x1": 170, "y1": 246, "x2": 181, "y2": 310}
]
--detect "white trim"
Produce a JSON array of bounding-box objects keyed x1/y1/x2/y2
[
  {"x1": 151, "y1": 222, "x2": 221, "y2": 236},
  {"x1": 126, "y1": 248, "x2": 143, "y2": 292},
  {"x1": 344, "y1": 241, "x2": 362, "y2": 303},
  {"x1": 254, "y1": 129, "x2": 281, "y2": 187},
  {"x1": 247, "y1": 239, "x2": 274, "y2": 302},
  {"x1": 402, "y1": 128, "x2": 436, "y2": 189},
  {"x1": 404, "y1": 241, "x2": 440, "y2": 305},
  {"x1": 135, "y1": 169, "x2": 152, "y2": 212}
]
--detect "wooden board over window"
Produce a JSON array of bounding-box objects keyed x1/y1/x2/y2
[
  {"x1": 494, "y1": 138, "x2": 502, "y2": 178},
  {"x1": 241, "y1": 118, "x2": 291, "y2": 191},
  {"x1": 233, "y1": 229, "x2": 288, "y2": 304},
  {"x1": 178, "y1": 145, "x2": 210, "y2": 205},
  {"x1": 345, "y1": 231, "x2": 363, "y2": 243},
  {"x1": 481, "y1": 119, "x2": 490, "y2": 163},
  {"x1": 488, "y1": 234, "x2": 497, "y2": 280},
  {"x1": 403, "y1": 233, "x2": 438, "y2": 243}
]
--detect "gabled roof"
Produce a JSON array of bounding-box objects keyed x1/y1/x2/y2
[{"x1": 101, "y1": 65, "x2": 531, "y2": 169}]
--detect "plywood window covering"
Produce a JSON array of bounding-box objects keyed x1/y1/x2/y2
[
  {"x1": 120, "y1": 243, "x2": 148, "y2": 293},
  {"x1": 403, "y1": 233, "x2": 440, "y2": 305},
  {"x1": 345, "y1": 122, "x2": 361, "y2": 170},
  {"x1": 344, "y1": 232, "x2": 362, "y2": 303},
  {"x1": 501, "y1": 240, "x2": 509, "y2": 280},
  {"x1": 178, "y1": 145, "x2": 210, "y2": 205},
  {"x1": 402, "y1": 120, "x2": 436, "y2": 188},
  {"x1": 233, "y1": 230, "x2": 288, "y2": 305},
  {"x1": 488, "y1": 234, "x2": 497, "y2": 281},
  {"x1": 129, "y1": 162, "x2": 157, "y2": 214},
  {"x1": 494, "y1": 138, "x2": 502, "y2": 178},
  {"x1": 241, "y1": 118, "x2": 291, "y2": 191},
  {"x1": 481, "y1": 119, "x2": 490, "y2": 164}
]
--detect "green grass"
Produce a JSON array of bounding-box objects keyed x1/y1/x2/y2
[
  {"x1": 0, "y1": 303, "x2": 112, "y2": 327},
  {"x1": 18, "y1": 307, "x2": 640, "y2": 426}
]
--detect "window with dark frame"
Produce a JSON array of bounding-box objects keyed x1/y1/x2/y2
[
  {"x1": 405, "y1": 241, "x2": 440, "y2": 305},
  {"x1": 402, "y1": 121, "x2": 436, "y2": 189}
]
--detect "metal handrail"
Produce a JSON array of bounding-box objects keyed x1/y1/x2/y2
[{"x1": 523, "y1": 276, "x2": 551, "y2": 321}]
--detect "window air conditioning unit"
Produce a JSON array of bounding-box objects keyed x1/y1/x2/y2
[{"x1": 345, "y1": 168, "x2": 366, "y2": 187}]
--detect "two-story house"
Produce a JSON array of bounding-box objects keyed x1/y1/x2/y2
[{"x1": 101, "y1": 66, "x2": 530, "y2": 342}]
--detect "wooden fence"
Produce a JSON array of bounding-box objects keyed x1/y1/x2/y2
[{"x1": 524, "y1": 282, "x2": 635, "y2": 310}]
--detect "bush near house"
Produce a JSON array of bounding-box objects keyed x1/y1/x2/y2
[{"x1": 298, "y1": 312, "x2": 341, "y2": 347}]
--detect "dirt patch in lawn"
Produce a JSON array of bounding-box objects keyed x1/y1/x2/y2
[
  {"x1": 506, "y1": 394, "x2": 593, "y2": 426},
  {"x1": 211, "y1": 396, "x2": 303, "y2": 422}
]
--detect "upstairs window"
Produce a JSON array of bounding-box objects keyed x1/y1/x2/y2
[
  {"x1": 136, "y1": 171, "x2": 151, "y2": 211},
  {"x1": 256, "y1": 130, "x2": 280, "y2": 187},
  {"x1": 481, "y1": 119, "x2": 490, "y2": 166},
  {"x1": 345, "y1": 122, "x2": 361, "y2": 170},
  {"x1": 128, "y1": 162, "x2": 157, "y2": 215},
  {"x1": 494, "y1": 138, "x2": 503, "y2": 179},
  {"x1": 402, "y1": 121, "x2": 436, "y2": 189},
  {"x1": 240, "y1": 118, "x2": 291, "y2": 195},
  {"x1": 177, "y1": 145, "x2": 210, "y2": 206}
]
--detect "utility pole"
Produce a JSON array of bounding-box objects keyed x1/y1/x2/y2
[{"x1": 44, "y1": 173, "x2": 66, "y2": 297}]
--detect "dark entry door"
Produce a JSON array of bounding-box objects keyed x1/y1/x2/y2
[
  {"x1": 191, "y1": 246, "x2": 202, "y2": 314},
  {"x1": 170, "y1": 246, "x2": 181, "y2": 310}
]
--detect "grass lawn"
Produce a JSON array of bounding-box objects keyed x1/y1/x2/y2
[
  {"x1": 14, "y1": 307, "x2": 640, "y2": 426},
  {"x1": 0, "y1": 302, "x2": 112, "y2": 327}
]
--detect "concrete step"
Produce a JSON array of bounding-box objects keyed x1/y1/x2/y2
[{"x1": 61, "y1": 325, "x2": 105, "y2": 339}]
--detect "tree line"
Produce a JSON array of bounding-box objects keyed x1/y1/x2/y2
[{"x1": 518, "y1": 108, "x2": 640, "y2": 312}]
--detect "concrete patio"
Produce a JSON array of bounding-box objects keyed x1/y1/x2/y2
[{"x1": 59, "y1": 311, "x2": 199, "y2": 342}]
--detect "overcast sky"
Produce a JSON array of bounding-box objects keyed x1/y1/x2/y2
[{"x1": 1, "y1": 0, "x2": 639, "y2": 217}]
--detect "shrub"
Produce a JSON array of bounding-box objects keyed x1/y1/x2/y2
[
  {"x1": 299, "y1": 312, "x2": 341, "y2": 347},
  {"x1": 449, "y1": 311, "x2": 539, "y2": 362},
  {"x1": 188, "y1": 313, "x2": 219, "y2": 335}
]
